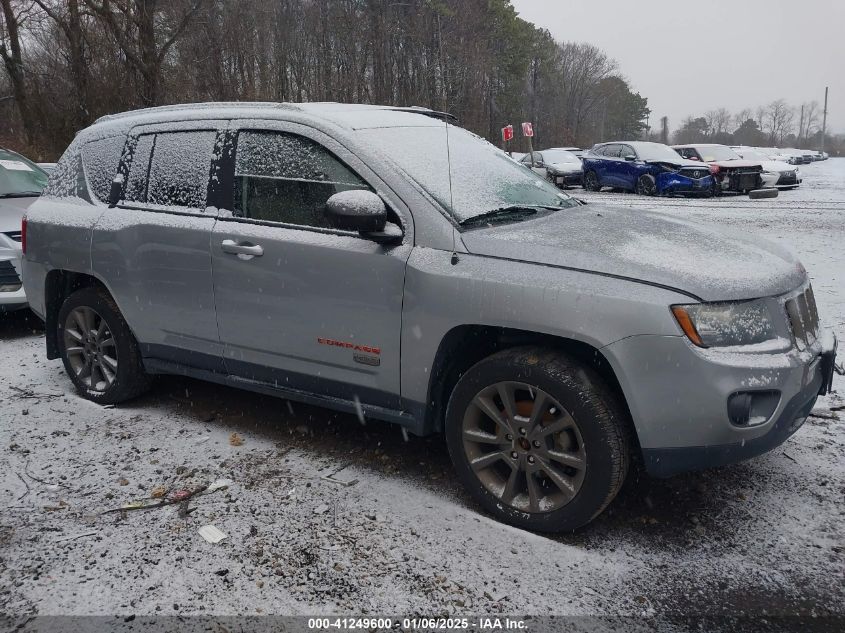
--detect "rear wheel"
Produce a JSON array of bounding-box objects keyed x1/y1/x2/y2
[
  {"x1": 57, "y1": 287, "x2": 152, "y2": 404},
  {"x1": 445, "y1": 347, "x2": 630, "y2": 532},
  {"x1": 583, "y1": 170, "x2": 601, "y2": 192},
  {"x1": 635, "y1": 174, "x2": 657, "y2": 196}
]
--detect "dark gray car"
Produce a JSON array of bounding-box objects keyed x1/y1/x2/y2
[{"x1": 21, "y1": 103, "x2": 838, "y2": 532}]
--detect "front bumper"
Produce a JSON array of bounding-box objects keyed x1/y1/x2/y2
[
  {"x1": 604, "y1": 326, "x2": 837, "y2": 478},
  {"x1": 656, "y1": 172, "x2": 714, "y2": 195},
  {"x1": 0, "y1": 241, "x2": 27, "y2": 311},
  {"x1": 551, "y1": 171, "x2": 583, "y2": 187}
]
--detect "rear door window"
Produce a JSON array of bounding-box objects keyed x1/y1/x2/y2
[
  {"x1": 122, "y1": 130, "x2": 216, "y2": 211},
  {"x1": 233, "y1": 130, "x2": 370, "y2": 229},
  {"x1": 147, "y1": 131, "x2": 216, "y2": 210}
]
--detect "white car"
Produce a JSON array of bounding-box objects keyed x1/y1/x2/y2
[
  {"x1": 733, "y1": 148, "x2": 802, "y2": 189},
  {"x1": 1, "y1": 148, "x2": 48, "y2": 311}
]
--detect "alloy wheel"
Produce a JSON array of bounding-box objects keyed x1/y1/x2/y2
[
  {"x1": 461, "y1": 381, "x2": 586, "y2": 513},
  {"x1": 63, "y1": 306, "x2": 118, "y2": 392}
]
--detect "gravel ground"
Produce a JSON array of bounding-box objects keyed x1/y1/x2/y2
[{"x1": 1, "y1": 159, "x2": 843, "y2": 627}]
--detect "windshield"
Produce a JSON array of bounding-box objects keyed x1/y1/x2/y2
[
  {"x1": 634, "y1": 143, "x2": 683, "y2": 161},
  {"x1": 696, "y1": 145, "x2": 742, "y2": 162},
  {"x1": 0, "y1": 150, "x2": 48, "y2": 197},
  {"x1": 737, "y1": 149, "x2": 769, "y2": 161},
  {"x1": 541, "y1": 149, "x2": 580, "y2": 164},
  {"x1": 362, "y1": 124, "x2": 578, "y2": 224}
]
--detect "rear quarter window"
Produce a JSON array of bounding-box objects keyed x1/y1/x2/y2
[
  {"x1": 41, "y1": 140, "x2": 89, "y2": 201},
  {"x1": 82, "y1": 136, "x2": 126, "y2": 203}
]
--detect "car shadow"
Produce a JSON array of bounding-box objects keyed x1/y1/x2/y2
[
  {"x1": 0, "y1": 308, "x2": 44, "y2": 341},
  {"x1": 125, "y1": 371, "x2": 781, "y2": 549}
]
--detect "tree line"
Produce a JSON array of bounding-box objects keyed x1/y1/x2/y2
[
  {"x1": 672, "y1": 99, "x2": 842, "y2": 153},
  {"x1": 1, "y1": 0, "x2": 650, "y2": 160}
]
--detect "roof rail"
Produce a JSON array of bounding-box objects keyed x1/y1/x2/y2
[
  {"x1": 386, "y1": 106, "x2": 457, "y2": 122},
  {"x1": 94, "y1": 101, "x2": 299, "y2": 124}
]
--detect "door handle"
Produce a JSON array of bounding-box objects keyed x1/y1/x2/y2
[{"x1": 221, "y1": 239, "x2": 264, "y2": 257}]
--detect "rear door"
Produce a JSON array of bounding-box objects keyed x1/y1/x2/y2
[
  {"x1": 598, "y1": 144, "x2": 622, "y2": 187},
  {"x1": 91, "y1": 121, "x2": 227, "y2": 371},
  {"x1": 210, "y1": 120, "x2": 412, "y2": 410},
  {"x1": 617, "y1": 144, "x2": 640, "y2": 190}
]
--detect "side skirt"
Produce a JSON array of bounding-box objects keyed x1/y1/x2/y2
[{"x1": 142, "y1": 358, "x2": 430, "y2": 436}]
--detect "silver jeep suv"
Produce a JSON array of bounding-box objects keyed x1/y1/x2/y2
[{"x1": 22, "y1": 103, "x2": 837, "y2": 531}]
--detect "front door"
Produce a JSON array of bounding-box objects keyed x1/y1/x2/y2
[{"x1": 210, "y1": 123, "x2": 411, "y2": 410}]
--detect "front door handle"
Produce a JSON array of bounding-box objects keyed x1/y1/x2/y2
[{"x1": 221, "y1": 239, "x2": 264, "y2": 257}]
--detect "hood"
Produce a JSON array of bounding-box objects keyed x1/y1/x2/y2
[
  {"x1": 0, "y1": 196, "x2": 38, "y2": 233},
  {"x1": 643, "y1": 157, "x2": 703, "y2": 169},
  {"x1": 547, "y1": 161, "x2": 582, "y2": 172},
  {"x1": 460, "y1": 203, "x2": 805, "y2": 302},
  {"x1": 758, "y1": 159, "x2": 793, "y2": 172},
  {"x1": 707, "y1": 159, "x2": 761, "y2": 169}
]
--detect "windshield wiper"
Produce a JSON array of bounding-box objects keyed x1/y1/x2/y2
[
  {"x1": 0, "y1": 191, "x2": 41, "y2": 199},
  {"x1": 460, "y1": 204, "x2": 559, "y2": 228}
]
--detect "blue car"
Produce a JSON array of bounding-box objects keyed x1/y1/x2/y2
[{"x1": 581, "y1": 141, "x2": 714, "y2": 197}]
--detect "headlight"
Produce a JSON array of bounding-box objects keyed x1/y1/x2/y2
[{"x1": 671, "y1": 300, "x2": 777, "y2": 348}]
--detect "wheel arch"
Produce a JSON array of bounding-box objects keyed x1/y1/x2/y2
[
  {"x1": 44, "y1": 270, "x2": 113, "y2": 359},
  {"x1": 424, "y1": 325, "x2": 640, "y2": 454}
]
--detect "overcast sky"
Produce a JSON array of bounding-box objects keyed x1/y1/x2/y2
[{"x1": 510, "y1": 0, "x2": 844, "y2": 135}]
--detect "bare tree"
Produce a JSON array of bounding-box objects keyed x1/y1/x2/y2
[
  {"x1": 733, "y1": 108, "x2": 752, "y2": 130},
  {"x1": 83, "y1": 0, "x2": 205, "y2": 106},
  {"x1": 0, "y1": 0, "x2": 38, "y2": 146},
  {"x1": 765, "y1": 99, "x2": 795, "y2": 145}
]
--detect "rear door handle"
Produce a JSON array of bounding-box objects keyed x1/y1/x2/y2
[{"x1": 221, "y1": 239, "x2": 264, "y2": 257}]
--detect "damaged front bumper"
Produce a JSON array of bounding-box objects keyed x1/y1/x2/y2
[{"x1": 655, "y1": 172, "x2": 714, "y2": 196}]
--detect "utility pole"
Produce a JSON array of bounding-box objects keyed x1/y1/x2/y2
[{"x1": 821, "y1": 86, "x2": 828, "y2": 153}]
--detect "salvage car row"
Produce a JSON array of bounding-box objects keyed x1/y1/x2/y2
[{"x1": 515, "y1": 141, "x2": 820, "y2": 197}]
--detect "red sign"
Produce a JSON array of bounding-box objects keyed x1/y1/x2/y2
[
  {"x1": 521, "y1": 122, "x2": 534, "y2": 137},
  {"x1": 502, "y1": 125, "x2": 514, "y2": 142}
]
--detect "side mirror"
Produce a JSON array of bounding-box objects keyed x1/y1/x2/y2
[
  {"x1": 688, "y1": 156, "x2": 700, "y2": 161},
  {"x1": 624, "y1": 155, "x2": 636, "y2": 162},
  {"x1": 108, "y1": 174, "x2": 124, "y2": 208},
  {"x1": 326, "y1": 190, "x2": 402, "y2": 244}
]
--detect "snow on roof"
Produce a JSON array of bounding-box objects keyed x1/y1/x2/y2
[{"x1": 91, "y1": 102, "x2": 449, "y2": 134}]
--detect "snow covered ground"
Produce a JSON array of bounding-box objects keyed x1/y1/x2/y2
[{"x1": 1, "y1": 160, "x2": 843, "y2": 626}]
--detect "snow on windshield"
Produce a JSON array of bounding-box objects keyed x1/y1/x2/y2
[
  {"x1": 634, "y1": 143, "x2": 685, "y2": 162},
  {"x1": 542, "y1": 149, "x2": 579, "y2": 164},
  {"x1": 696, "y1": 146, "x2": 742, "y2": 162},
  {"x1": 360, "y1": 124, "x2": 577, "y2": 223}
]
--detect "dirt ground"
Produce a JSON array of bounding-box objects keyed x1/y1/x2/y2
[{"x1": 1, "y1": 160, "x2": 843, "y2": 628}]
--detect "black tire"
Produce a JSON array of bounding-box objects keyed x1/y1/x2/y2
[
  {"x1": 635, "y1": 173, "x2": 657, "y2": 196},
  {"x1": 57, "y1": 286, "x2": 152, "y2": 404},
  {"x1": 445, "y1": 347, "x2": 630, "y2": 532},
  {"x1": 583, "y1": 170, "x2": 601, "y2": 192}
]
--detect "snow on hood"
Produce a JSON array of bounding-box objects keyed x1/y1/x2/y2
[
  {"x1": 706, "y1": 159, "x2": 762, "y2": 169},
  {"x1": 0, "y1": 196, "x2": 38, "y2": 233},
  {"x1": 643, "y1": 157, "x2": 703, "y2": 168},
  {"x1": 547, "y1": 161, "x2": 582, "y2": 172},
  {"x1": 460, "y1": 204, "x2": 806, "y2": 302}
]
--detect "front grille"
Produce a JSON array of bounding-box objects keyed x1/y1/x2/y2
[
  {"x1": 4, "y1": 231, "x2": 22, "y2": 242},
  {"x1": 785, "y1": 285, "x2": 820, "y2": 349},
  {"x1": 777, "y1": 172, "x2": 798, "y2": 186},
  {"x1": 0, "y1": 260, "x2": 22, "y2": 291},
  {"x1": 681, "y1": 168, "x2": 709, "y2": 180}
]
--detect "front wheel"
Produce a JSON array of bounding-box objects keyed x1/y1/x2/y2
[
  {"x1": 57, "y1": 286, "x2": 152, "y2": 404},
  {"x1": 445, "y1": 347, "x2": 630, "y2": 532},
  {"x1": 635, "y1": 173, "x2": 657, "y2": 196},
  {"x1": 583, "y1": 170, "x2": 601, "y2": 192}
]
